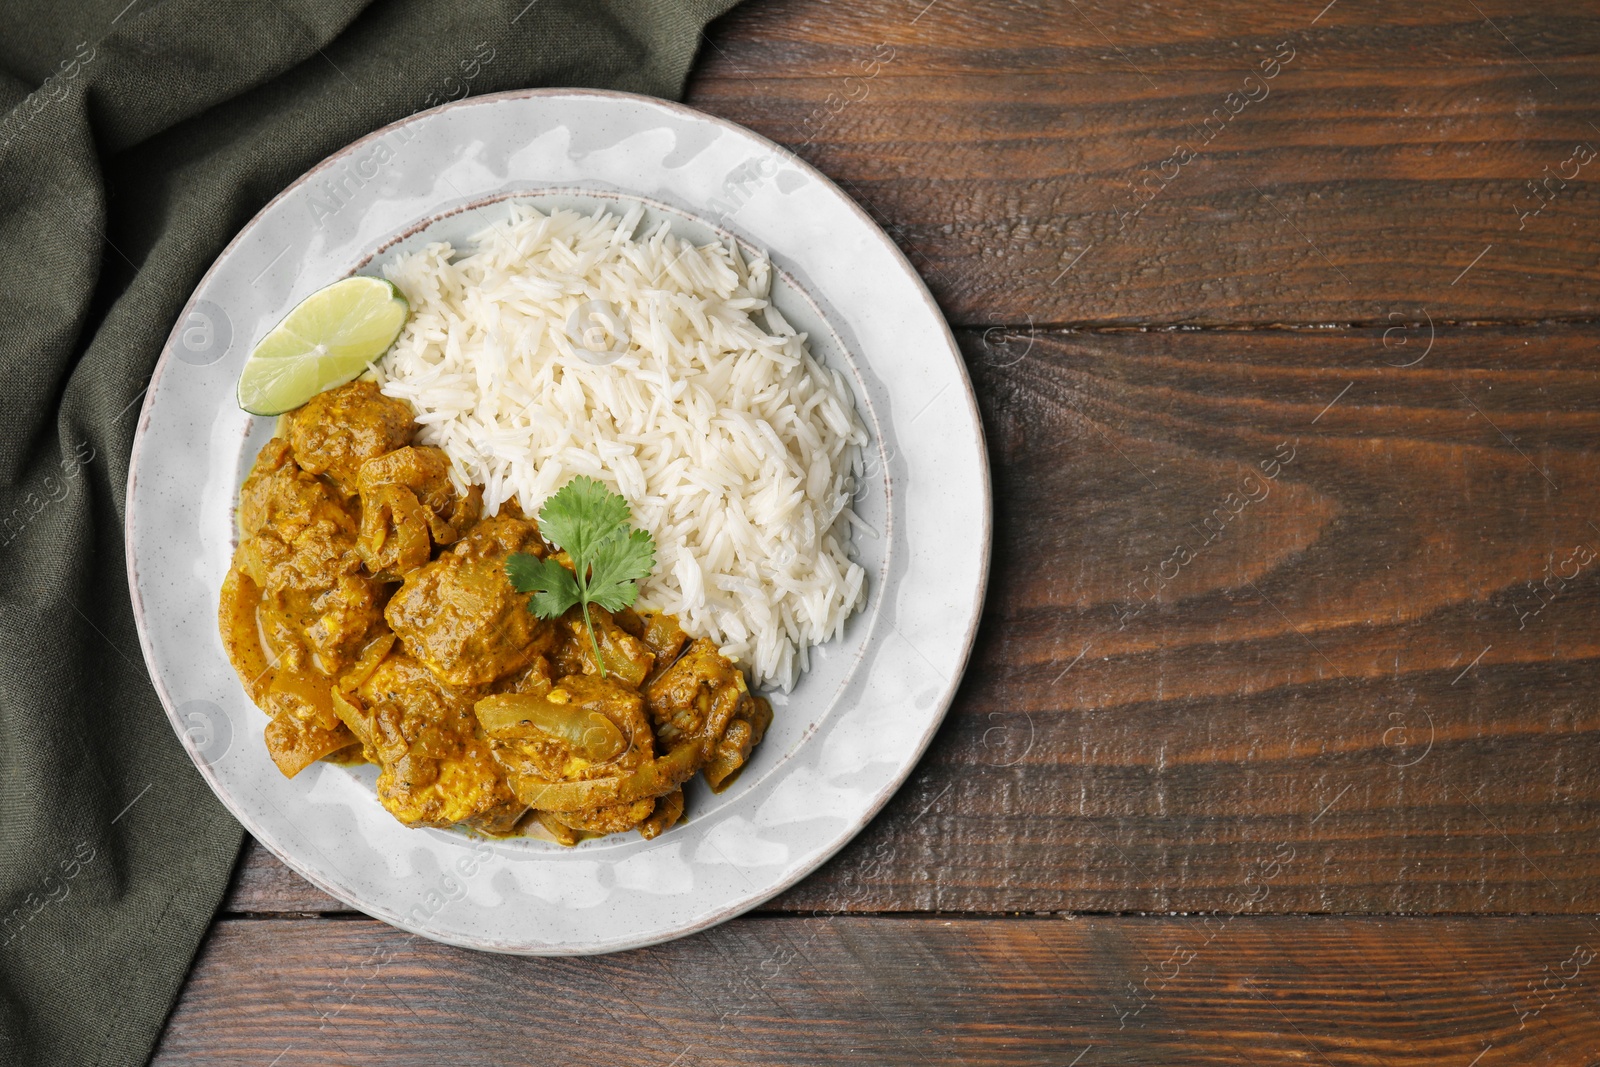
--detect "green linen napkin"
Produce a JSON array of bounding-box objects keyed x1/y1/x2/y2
[{"x1": 0, "y1": 1, "x2": 740, "y2": 1063}]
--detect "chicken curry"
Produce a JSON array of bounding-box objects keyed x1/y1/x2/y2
[{"x1": 219, "y1": 380, "x2": 771, "y2": 842}]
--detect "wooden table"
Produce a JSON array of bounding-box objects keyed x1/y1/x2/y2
[{"x1": 152, "y1": 1, "x2": 1600, "y2": 1062}]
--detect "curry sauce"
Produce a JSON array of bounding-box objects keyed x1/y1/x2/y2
[{"x1": 219, "y1": 380, "x2": 771, "y2": 841}]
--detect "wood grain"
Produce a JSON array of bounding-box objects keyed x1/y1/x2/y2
[
  {"x1": 781, "y1": 323, "x2": 1600, "y2": 914},
  {"x1": 223, "y1": 839, "x2": 345, "y2": 915},
  {"x1": 152, "y1": 914, "x2": 1600, "y2": 1065},
  {"x1": 225, "y1": 324, "x2": 1600, "y2": 917},
  {"x1": 685, "y1": 0, "x2": 1600, "y2": 326}
]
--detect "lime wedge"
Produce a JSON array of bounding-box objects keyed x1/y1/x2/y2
[{"x1": 236, "y1": 276, "x2": 408, "y2": 415}]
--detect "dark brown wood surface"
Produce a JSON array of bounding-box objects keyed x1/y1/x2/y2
[
  {"x1": 157, "y1": 0, "x2": 1600, "y2": 1062},
  {"x1": 692, "y1": 0, "x2": 1600, "y2": 327},
  {"x1": 158, "y1": 916, "x2": 1600, "y2": 1066}
]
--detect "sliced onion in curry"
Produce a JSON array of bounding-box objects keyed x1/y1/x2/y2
[
  {"x1": 264, "y1": 714, "x2": 356, "y2": 778},
  {"x1": 508, "y1": 743, "x2": 703, "y2": 812},
  {"x1": 339, "y1": 631, "x2": 396, "y2": 692},
  {"x1": 330, "y1": 688, "x2": 373, "y2": 748},
  {"x1": 475, "y1": 692, "x2": 628, "y2": 762}
]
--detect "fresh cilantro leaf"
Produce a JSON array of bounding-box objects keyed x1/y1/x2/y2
[
  {"x1": 503, "y1": 476, "x2": 657, "y2": 679},
  {"x1": 506, "y1": 552, "x2": 581, "y2": 617},
  {"x1": 535, "y1": 476, "x2": 632, "y2": 567},
  {"x1": 585, "y1": 528, "x2": 655, "y2": 613}
]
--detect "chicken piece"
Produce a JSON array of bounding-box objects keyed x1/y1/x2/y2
[
  {"x1": 645, "y1": 638, "x2": 771, "y2": 792},
  {"x1": 703, "y1": 695, "x2": 773, "y2": 792},
  {"x1": 227, "y1": 438, "x2": 381, "y2": 675},
  {"x1": 356, "y1": 445, "x2": 482, "y2": 580},
  {"x1": 286, "y1": 380, "x2": 415, "y2": 497},
  {"x1": 454, "y1": 507, "x2": 539, "y2": 552},
  {"x1": 255, "y1": 572, "x2": 383, "y2": 678},
  {"x1": 637, "y1": 787, "x2": 685, "y2": 839},
  {"x1": 385, "y1": 514, "x2": 556, "y2": 688},
  {"x1": 237, "y1": 438, "x2": 306, "y2": 538},
  {"x1": 480, "y1": 674, "x2": 664, "y2": 837},
  {"x1": 491, "y1": 654, "x2": 555, "y2": 697},
  {"x1": 643, "y1": 638, "x2": 748, "y2": 755},
  {"x1": 637, "y1": 610, "x2": 689, "y2": 675},
  {"x1": 235, "y1": 438, "x2": 354, "y2": 559},
  {"x1": 348, "y1": 653, "x2": 522, "y2": 828},
  {"x1": 549, "y1": 606, "x2": 656, "y2": 689}
]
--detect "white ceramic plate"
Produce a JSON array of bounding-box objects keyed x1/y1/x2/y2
[{"x1": 126, "y1": 89, "x2": 989, "y2": 954}]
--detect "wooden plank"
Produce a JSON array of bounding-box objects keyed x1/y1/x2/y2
[
  {"x1": 152, "y1": 915, "x2": 1600, "y2": 1065},
  {"x1": 686, "y1": 0, "x2": 1600, "y2": 325},
  {"x1": 226, "y1": 324, "x2": 1600, "y2": 917},
  {"x1": 779, "y1": 323, "x2": 1600, "y2": 914},
  {"x1": 223, "y1": 838, "x2": 346, "y2": 915}
]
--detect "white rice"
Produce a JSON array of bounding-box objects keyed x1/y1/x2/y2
[{"x1": 374, "y1": 203, "x2": 869, "y2": 691}]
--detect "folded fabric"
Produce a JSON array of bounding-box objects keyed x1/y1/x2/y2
[{"x1": 0, "y1": 1, "x2": 740, "y2": 1062}]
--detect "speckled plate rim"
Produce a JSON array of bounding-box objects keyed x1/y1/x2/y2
[{"x1": 126, "y1": 88, "x2": 990, "y2": 954}]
